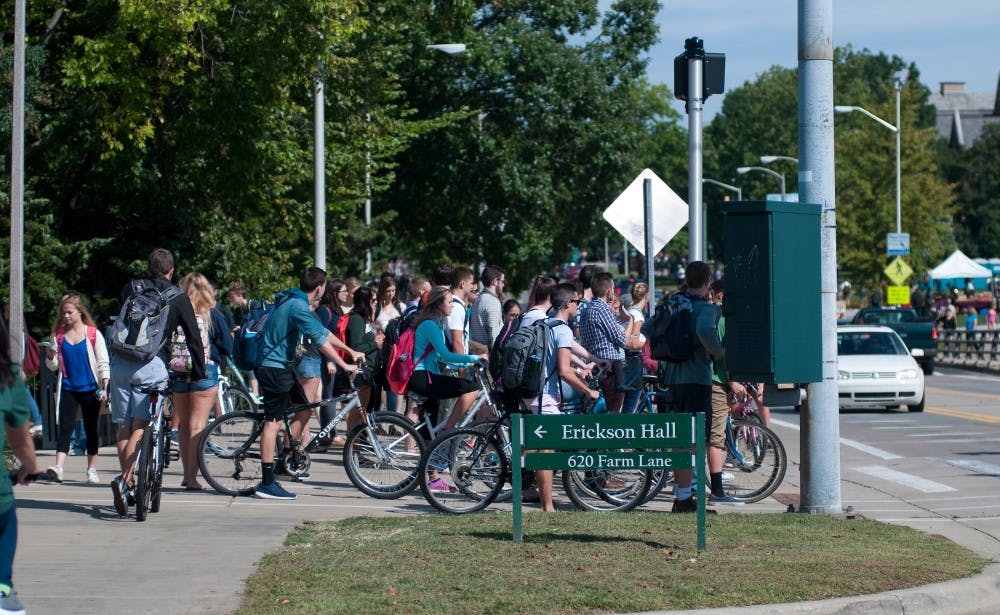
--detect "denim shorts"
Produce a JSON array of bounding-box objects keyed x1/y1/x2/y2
[
  {"x1": 295, "y1": 354, "x2": 322, "y2": 379},
  {"x1": 109, "y1": 355, "x2": 169, "y2": 424},
  {"x1": 171, "y1": 362, "x2": 219, "y2": 393}
]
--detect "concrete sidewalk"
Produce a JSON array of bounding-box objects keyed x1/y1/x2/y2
[{"x1": 10, "y1": 445, "x2": 1000, "y2": 615}]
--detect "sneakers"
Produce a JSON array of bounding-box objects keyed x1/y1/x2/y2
[
  {"x1": 293, "y1": 472, "x2": 311, "y2": 481},
  {"x1": 111, "y1": 476, "x2": 128, "y2": 516},
  {"x1": 86, "y1": 468, "x2": 100, "y2": 484},
  {"x1": 28, "y1": 424, "x2": 42, "y2": 435},
  {"x1": 254, "y1": 481, "x2": 297, "y2": 500},
  {"x1": 0, "y1": 590, "x2": 25, "y2": 615},
  {"x1": 671, "y1": 496, "x2": 697, "y2": 513},
  {"x1": 709, "y1": 493, "x2": 745, "y2": 506},
  {"x1": 426, "y1": 477, "x2": 457, "y2": 493},
  {"x1": 47, "y1": 465, "x2": 64, "y2": 483}
]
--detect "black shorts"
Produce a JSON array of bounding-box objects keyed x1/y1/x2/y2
[
  {"x1": 254, "y1": 366, "x2": 308, "y2": 421},
  {"x1": 669, "y1": 382, "x2": 713, "y2": 441}
]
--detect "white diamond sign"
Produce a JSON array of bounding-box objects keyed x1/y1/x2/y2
[{"x1": 603, "y1": 168, "x2": 689, "y2": 256}]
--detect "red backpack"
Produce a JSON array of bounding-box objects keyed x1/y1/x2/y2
[
  {"x1": 331, "y1": 313, "x2": 351, "y2": 360},
  {"x1": 386, "y1": 326, "x2": 431, "y2": 395}
]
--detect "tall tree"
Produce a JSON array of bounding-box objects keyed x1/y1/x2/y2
[
  {"x1": 704, "y1": 47, "x2": 955, "y2": 291},
  {"x1": 937, "y1": 124, "x2": 1000, "y2": 258},
  {"x1": 384, "y1": 0, "x2": 662, "y2": 288}
]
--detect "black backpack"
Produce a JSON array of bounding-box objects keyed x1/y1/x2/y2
[
  {"x1": 645, "y1": 293, "x2": 701, "y2": 363},
  {"x1": 488, "y1": 315, "x2": 522, "y2": 382},
  {"x1": 108, "y1": 280, "x2": 183, "y2": 362},
  {"x1": 498, "y1": 319, "x2": 562, "y2": 399}
]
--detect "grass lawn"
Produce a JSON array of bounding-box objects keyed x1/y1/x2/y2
[{"x1": 236, "y1": 511, "x2": 987, "y2": 614}]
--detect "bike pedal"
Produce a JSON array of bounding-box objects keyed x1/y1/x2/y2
[{"x1": 169, "y1": 449, "x2": 180, "y2": 462}]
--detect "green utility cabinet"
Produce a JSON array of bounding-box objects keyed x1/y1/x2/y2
[{"x1": 721, "y1": 201, "x2": 822, "y2": 384}]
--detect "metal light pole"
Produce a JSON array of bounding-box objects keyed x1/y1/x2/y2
[
  {"x1": 736, "y1": 166, "x2": 785, "y2": 201},
  {"x1": 702, "y1": 178, "x2": 741, "y2": 201},
  {"x1": 9, "y1": 0, "x2": 26, "y2": 363},
  {"x1": 686, "y1": 39, "x2": 705, "y2": 262},
  {"x1": 314, "y1": 64, "x2": 326, "y2": 271},
  {"x1": 834, "y1": 104, "x2": 900, "y2": 233},
  {"x1": 701, "y1": 178, "x2": 742, "y2": 259},
  {"x1": 799, "y1": 0, "x2": 841, "y2": 515}
]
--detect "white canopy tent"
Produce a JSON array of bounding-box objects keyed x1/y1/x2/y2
[{"x1": 929, "y1": 249, "x2": 993, "y2": 279}]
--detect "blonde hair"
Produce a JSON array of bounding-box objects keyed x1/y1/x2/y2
[
  {"x1": 179, "y1": 272, "x2": 217, "y2": 321},
  {"x1": 51, "y1": 293, "x2": 97, "y2": 337}
]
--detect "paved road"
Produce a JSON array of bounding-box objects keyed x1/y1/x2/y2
[
  {"x1": 10, "y1": 366, "x2": 999, "y2": 613},
  {"x1": 766, "y1": 366, "x2": 1000, "y2": 560}
]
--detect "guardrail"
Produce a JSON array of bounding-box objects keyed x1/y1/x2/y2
[{"x1": 937, "y1": 330, "x2": 1000, "y2": 370}]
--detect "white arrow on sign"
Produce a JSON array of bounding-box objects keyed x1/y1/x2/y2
[
  {"x1": 533, "y1": 425, "x2": 547, "y2": 439},
  {"x1": 603, "y1": 168, "x2": 689, "y2": 256}
]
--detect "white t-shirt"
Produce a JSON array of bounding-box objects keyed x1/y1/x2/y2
[
  {"x1": 628, "y1": 306, "x2": 646, "y2": 343},
  {"x1": 446, "y1": 296, "x2": 469, "y2": 353}
]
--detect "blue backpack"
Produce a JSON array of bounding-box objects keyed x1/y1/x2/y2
[{"x1": 232, "y1": 297, "x2": 290, "y2": 371}]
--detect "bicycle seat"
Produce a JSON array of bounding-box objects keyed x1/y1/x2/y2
[
  {"x1": 642, "y1": 373, "x2": 660, "y2": 386},
  {"x1": 407, "y1": 391, "x2": 429, "y2": 404},
  {"x1": 138, "y1": 381, "x2": 171, "y2": 395}
]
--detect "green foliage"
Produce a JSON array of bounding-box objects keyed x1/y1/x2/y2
[
  {"x1": 704, "y1": 47, "x2": 954, "y2": 290},
  {"x1": 939, "y1": 124, "x2": 1000, "y2": 258},
  {"x1": 385, "y1": 0, "x2": 664, "y2": 288}
]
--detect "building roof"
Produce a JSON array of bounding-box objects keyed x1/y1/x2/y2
[{"x1": 928, "y1": 76, "x2": 1000, "y2": 147}]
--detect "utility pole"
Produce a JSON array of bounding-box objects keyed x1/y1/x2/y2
[
  {"x1": 798, "y1": 0, "x2": 842, "y2": 514},
  {"x1": 313, "y1": 65, "x2": 326, "y2": 271},
  {"x1": 9, "y1": 0, "x2": 26, "y2": 363}
]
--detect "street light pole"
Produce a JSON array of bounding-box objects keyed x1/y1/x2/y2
[
  {"x1": 834, "y1": 104, "x2": 900, "y2": 233},
  {"x1": 314, "y1": 65, "x2": 326, "y2": 271},
  {"x1": 736, "y1": 166, "x2": 785, "y2": 201},
  {"x1": 702, "y1": 177, "x2": 742, "y2": 201}
]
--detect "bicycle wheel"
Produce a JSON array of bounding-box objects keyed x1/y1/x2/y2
[
  {"x1": 725, "y1": 422, "x2": 786, "y2": 503},
  {"x1": 198, "y1": 412, "x2": 265, "y2": 496},
  {"x1": 343, "y1": 412, "x2": 426, "y2": 499},
  {"x1": 223, "y1": 387, "x2": 257, "y2": 414},
  {"x1": 561, "y1": 457, "x2": 652, "y2": 512},
  {"x1": 641, "y1": 468, "x2": 674, "y2": 505},
  {"x1": 134, "y1": 426, "x2": 155, "y2": 521},
  {"x1": 150, "y1": 420, "x2": 167, "y2": 513},
  {"x1": 419, "y1": 428, "x2": 508, "y2": 514}
]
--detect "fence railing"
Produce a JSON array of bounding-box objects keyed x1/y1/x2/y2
[{"x1": 937, "y1": 329, "x2": 1000, "y2": 369}]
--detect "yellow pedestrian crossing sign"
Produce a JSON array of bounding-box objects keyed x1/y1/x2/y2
[{"x1": 884, "y1": 257, "x2": 913, "y2": 286}]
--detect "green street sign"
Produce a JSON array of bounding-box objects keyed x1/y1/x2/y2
[
  {"x1": 523, "y1": 450, "x2": 691, "y2": 471},
  {"x1": 522, "y1": 414, "x2": 693, "y2": 450}
]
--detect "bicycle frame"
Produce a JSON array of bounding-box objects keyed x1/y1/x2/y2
[{"x1": 406, "y1": 366, "x2": 499, "y2": 440}]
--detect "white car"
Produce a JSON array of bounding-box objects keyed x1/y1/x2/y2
[{"x1": 837, "y1": 325, "x2": 925, "y2": 412}]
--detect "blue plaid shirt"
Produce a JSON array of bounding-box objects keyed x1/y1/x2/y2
[{"x1": 580, "y1": 298, "x2": 626, "y2": 361}]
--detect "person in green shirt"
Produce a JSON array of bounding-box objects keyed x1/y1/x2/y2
[{"x1": 1, "y1": 310, "x2": 40, "y2": 615}]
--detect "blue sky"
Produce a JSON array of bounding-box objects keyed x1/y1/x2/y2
[{"x1": 631, "y1": 0, "x2": 1000, "y2": 119}]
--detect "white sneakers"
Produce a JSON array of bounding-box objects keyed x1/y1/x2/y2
[
  {"x1": 86, "y1": 468, "x2": 100, "y2": 483},
  {"x1": 47, "y1": 465, "x2": 64, "y2": 483}
]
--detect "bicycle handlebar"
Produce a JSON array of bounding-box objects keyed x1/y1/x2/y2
[{"x1": 8, "y1": 469, "x2": 56, "y2": 485}]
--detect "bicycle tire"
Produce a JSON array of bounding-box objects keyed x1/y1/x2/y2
[
  {"x1": 561, "y1": 463, "x2": 652, "y2": 512},
  {"x1": 725, "y1": 422, "x2": 786, "y2": 503},
  {"x1": 343, "y1": 412, "x2": 426, "y2": 499},
  {"x1": 198, "y1": 412, "x2": 265, "y2": 496},
  {"x1": 150, "y1": 419, "x2": 167, "y2": 513},
  {"x1": 419, "y1": 428, "x2": 508, "y2": 514},
  {"x1": 223, "y1": 387, "x2": 257, "y2": 414},
  {"x1": 134, "y1": 426, "x2": 155, "y2": 521},
  {"x1": 640, "y1": 468, "x2": 674, "y2": 505},
  {"x1": 463, "y1": 418, "x2": 515, "y2": 503}
]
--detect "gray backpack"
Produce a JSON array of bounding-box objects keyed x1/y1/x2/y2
[
  {"x1": 498, "y1": 319, "x2": 562, "y2": 400},
  {"x1": 108, "y1": 279, "x2": 183, "y2": 362}
]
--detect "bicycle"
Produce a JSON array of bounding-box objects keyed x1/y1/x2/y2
[
  {"x1": 406, "y1": 363, "x2": 503, "y2": 441},
  {"x1": 419, "y1": 389, "x2": 653, "y2": 514},
  {"x1": 720, "y1": 399, "x2": 786, "y2": 503},
  {"x1": 132, "y1": 382, "x2": 175, "y2": 521},
  {"x1": 214, "y1": 373, "x2": 257, "y2": 418},
  {"x1": 556, "y1": 370, "x2": 662, "y2": 512},
  {"x1": 197, "y1": 379, "x2": 426, "y2": 499}
]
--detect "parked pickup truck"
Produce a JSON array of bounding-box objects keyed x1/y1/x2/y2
[{"x1": 851, "y1": 307, "x2": 938, "y2": 374}]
